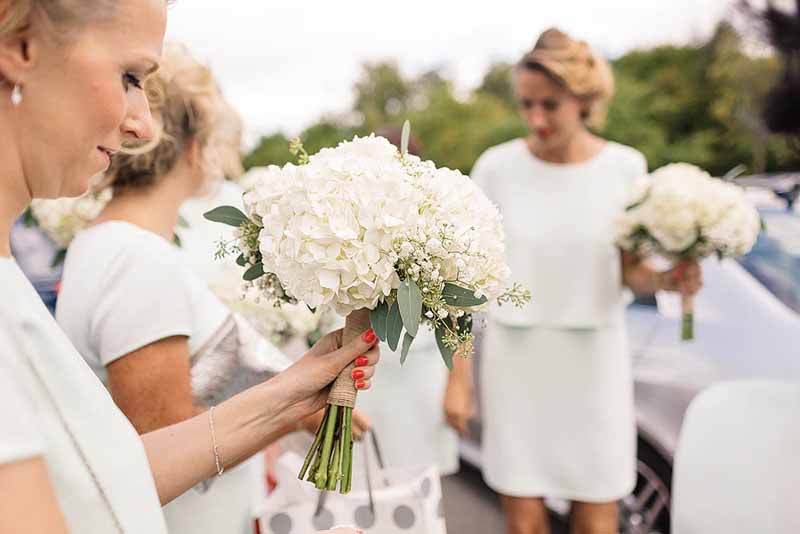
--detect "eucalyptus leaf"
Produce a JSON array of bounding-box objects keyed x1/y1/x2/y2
[
  {"x1": 50, "y1": 249, "x2": 67, "y2": 268},
  {"x1": 236, "y1": 253, "x2": 247, "y2": 267},
  {"x1": 22, "y1": 209, "x2": 36, "y2": 227},
  {"x1": 386, "y1": 300, "x2": 403, "y2": 351},
  {"x1": 400, "y1": 120, "x2": 411, "y2": 156},
  {"x1": 177, "y1": 214, "x2": 190, "y2": 228},
  {"x1": 442, "y1": 283, "x2": 488, "y2": 308},
  {"x1": 435, "y1": 326, "x2": 454, "y2": 371},
  {"x1": 370, "y1": 300, "x2": 390, "y2": 342},
  {"x1": 243, "y1": 262, "x2": 264, "y2": 281},
  {"x1": 400, "y1": 332, "x2": 414, "y2": 365},
  {"x1": 397, "y1": 278, "x2": 423, "y2": 337},
  {"x1": 203, "y1": 206, "x2": 248, "y2": 227}
]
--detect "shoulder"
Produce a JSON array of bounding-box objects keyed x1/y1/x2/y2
[
  {"x1": 70, "y1": 222, "x2": 180, "y2": 277},
  {"x1": 603, "y1": 142, "x2": 648, "y2": 176},
  {"x1": 63, "y1": 223, "x2": 186, "y2": 308},
  {"x1": 473, "y1": 139, "x2": 525, "y2": 171},
  {"x1": 0, "y1": 264, "x2": 50, "y2": 339},
  {"x1": 75, "y1": 222, "x2": 176, "y2": 259}
]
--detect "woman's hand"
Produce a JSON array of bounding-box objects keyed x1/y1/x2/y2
[
  {"x1": 443, "y1": 352, "x2": 475, "y2": 436},
  {"x1": 444, "y1": 375, "x2": 474, "y2": 436},
  {"x1": 350, "y1": 409, "x2": 372, "y2": 441},
  {"x1": 143, "y1": 329, "x2": 379, "y2": 505},
  {"x1": 272, "y1": 328, "x2": 380, "y2": 420},
  {"x1": 658, "y1": 259, "x2": 703, "y2": 297}
]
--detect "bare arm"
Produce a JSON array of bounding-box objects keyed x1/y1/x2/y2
[
  {"x1": 0, "y1": 457, "x2": 69, "y2": 534},
  {"x1": 141, "y1": 328, "x2": 380, "y2": 505},
  {"x1": 106, "y1": 336, "x2": 201, "y2": 434},
  {"x1": 444, "y1": 347, "x2": 475, "y2": 436}
]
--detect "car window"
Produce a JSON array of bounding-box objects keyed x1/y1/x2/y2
[{"x1": 737, "y1": 206, "x2": 800, "y2": 314}]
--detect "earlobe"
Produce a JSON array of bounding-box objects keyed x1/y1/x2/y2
[
  {"x1": 186, "y1": 138, "x2": 201, "y2": 167},
  {"x1": 0, "y1": 26, "x2": 37, "y2": 84}
]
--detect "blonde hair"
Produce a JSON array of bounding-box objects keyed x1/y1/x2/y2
[
  {"x1": 108, "y1": 42, "x2": 243, "y2": 191},
  {"x1": 0, "y1": 0, "x2": 117, "y2": 40},
  {"x1": 518, "y1": 28, "x2": 614, "y2": 129}
]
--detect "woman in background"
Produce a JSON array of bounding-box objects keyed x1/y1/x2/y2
[
  {"x1": 471, "y1": 28, "x2": 701, "y2": 534},
  {"x1": 55, "y1": 43, "x2": 373, "y2": 533}
]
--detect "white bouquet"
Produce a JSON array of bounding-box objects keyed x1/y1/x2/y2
[
  {"x1": 615, "y1": 163, "x2": 761, "y2": 340},
  {"x1": 205, "y1": 123, "x2": 529, "y2": 493},
  {"x1": 28, "y1": 183, "x2": 112, "y2": 264}
]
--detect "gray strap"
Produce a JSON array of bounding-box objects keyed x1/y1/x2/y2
[{"x1": 314, "y1": 428, "x2": 387, "y2": 516}]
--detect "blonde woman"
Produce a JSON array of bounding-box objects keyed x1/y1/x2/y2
[
  {"x1": 471, "y1": 29, "x2": 701, "y2": 534},
  {"x1": 0, "y1": 2, "x2": 377, "y2": 533},
  {"x1": 55, "y1": 44, "x2": 373, "y2": 533}
]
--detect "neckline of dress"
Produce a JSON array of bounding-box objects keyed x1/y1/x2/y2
[{"x1": 517, "y1": 138, "x2": 612, "y2": 170}]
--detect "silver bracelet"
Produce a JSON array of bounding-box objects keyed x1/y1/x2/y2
[{"x1": 209, "y1": 406, "x2": 225, "y2": 476}]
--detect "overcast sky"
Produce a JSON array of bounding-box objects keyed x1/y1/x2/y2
[{"x1": 165, "y1": 1, "x2": 760, "y2": 143}]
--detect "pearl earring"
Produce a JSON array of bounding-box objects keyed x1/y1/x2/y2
[{"x1": 11, "y1": 84, "x2": 22, "y2": 106}]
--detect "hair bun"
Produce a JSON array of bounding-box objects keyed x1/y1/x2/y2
[{"x1": 521, "y1": 27, "x2": 614, "y2": 128}]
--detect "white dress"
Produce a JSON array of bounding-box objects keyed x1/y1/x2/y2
[
  {"x1": 57, "y1": 221, "x2": 293, "y2": 534},
  {"x1": 178, "y1": 180, "x2": 246, "y2": 284},
  {"x1": 351, "y1": 329, "x2": 459, "y2": 487},
  {"x1": 471, "y1": 139, "x2": 646, "y2": 501},
  {"x1": 0, "y1": 257, "x2": 167, "y2": 533}
]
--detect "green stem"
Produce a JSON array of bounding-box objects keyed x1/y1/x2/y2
[
  {"x1": 335, "y1": 412, "x2": 348, "y2": 492},
  {"x1": 682, "y1": 312, "x2": 694, "y2": 341},
  {"x1": 341, "y1": 407, "x2": 353, "y2": 494},
  {"x1": 298, "y1": 409, "x2": 329, "y2": 480},
  {"x1": 327, "y1": 434, "x2": 341, "y2": 491},
  {"x1": 307, "y1": 438, "x2": 324, "y2": 481},
  {"x1": 314, "y1": 404, "x2": 339, "y2": 489},
  {"x1": 346, "y1": 440, "x2": 354, "y2": 493}
]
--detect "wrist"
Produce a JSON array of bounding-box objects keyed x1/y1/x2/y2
[
  {"x1": 447, "y1": 374, "x2": 472, "y2": 391},
  {"x1": 651, "y1": 270, "x2": 665, "y2": 293},
  {"x1": 248, "y1": 378, "x2": 298, "y2": 430}
]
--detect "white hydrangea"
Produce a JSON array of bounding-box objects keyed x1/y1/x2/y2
[
  {"x1": 616, "y1": 163, "x2": 760, "y2": 260},
  {"x1": 242, "y1": 135, "x2": 424, "y2": 316},
  {"x1": 407, "y1": 162, "x2": 511, "y2": 304},
  {"x1": 238, "y1": 134, "x2": 514, "y2": 317},
  {"x1": 29, "y1": 186, "x2": 112, "y2": 249}
]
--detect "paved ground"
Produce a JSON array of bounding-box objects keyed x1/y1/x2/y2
[{"x1": 441, "y1": 463, "x2": 568, "y2": 534}]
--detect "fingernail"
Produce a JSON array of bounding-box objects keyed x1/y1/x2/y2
[
  {"x1": 355, "y1": 356, "x2": 369, "y2": 367},
  {"x1": 352, "y1": 369, "x2": 365, "y2": 380},
  {"x1": 361, "y1": 329, "x2": 376, "y2": 344},
  {"x1": 355, "y1": 380, "x2": 366, "y2": 389}
]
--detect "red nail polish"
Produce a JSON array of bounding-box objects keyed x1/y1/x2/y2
[
  {"x1": 355, "y1": 356, "x2": 369, "y2": 367},
  {"x1": 362, "y1": 329, "x2": 376, "y2": 344},
  {"x1": 355, "y1": 380, "x2": 366, "y2": 389},
  {"x1": 352, "y1": 369, "x2": 365, "y2": 380}
]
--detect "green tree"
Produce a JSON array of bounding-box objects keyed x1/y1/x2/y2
[
  {"x1": 353, "y1": 62, "x2": 411, "y2": 130},
  {"x1": 243, "y1": 21, "x2": 798, "y2": 177},
  {"x1": 475, "y1": 62, "x2": 516, "y2": 111},
  {"x1": 242, "y1": 133, "x2": 293, "y2": 169}
]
